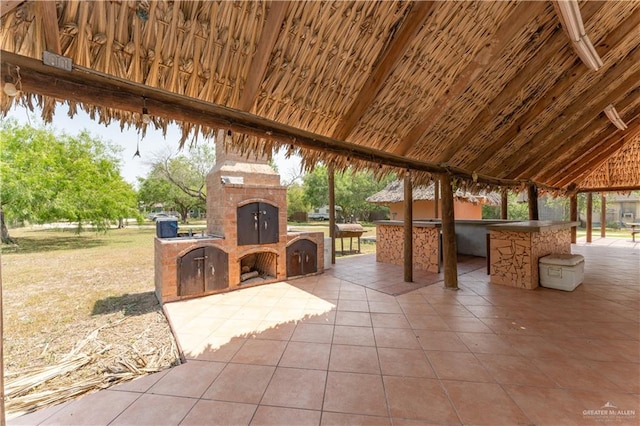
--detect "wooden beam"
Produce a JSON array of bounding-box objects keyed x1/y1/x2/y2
[
  {"x1": 331, "y1": 1, "x2": 435, "y2": 141},
  {"x1": 404, "y1": 172, "x2": 413, "y2": 282},
  {"x1": 237, "y1": 1, "x2": 288, "y2": 111},
  {"x1": 0, "y1": 0, "x2": 23, "y2": 19},
  {"x1": 552, "y1": 117, "x2": 640, "y2": 187},
  {"x1": 528, "y1": 183, "x2": 539, "y2": 220},
  {"x1": 586, "y1": 192, "x2": 593, "y2": 243},
  {"x1": 578, "y1": 185, "x2": 640, "y2": 193},
  {"x1": 393, "y1": 1, "x2": 546, "y2": 156},
  {"x1": 499, "y1": 58, "x2": 640, "y2": 179},
  {"x1": 501, "y1": 189, "x2": 508, "y2": 220},
  {"x1": 328, "y1": 164, "x2": 336, "y2": 265},
  {"x1": 437, "y1": 1, "x2": 604, "y2": 164},
  {"x1": 570, "y1": 194, "x2": 577, "y2": 243},
  {"x1": 433, "y1": 180, "x2": 439, "y2": 218},
  {"x1": 440, "y1": 173, "x2": 458, "y2": 289},
  {"x1": 1, "y1": 50, "x2": 547, "y2": 190},
  {"x1": 601, "y1": 194, "x2": 606, "y2": 238},
  {"x1": 36, "y1": 0, "x2": 61, "y2": 55},
  {"x1": 467, "y1": 9, "x2": 640, "y2": 174}
]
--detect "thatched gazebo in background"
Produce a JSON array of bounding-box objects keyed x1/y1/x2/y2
[{"x1": 367, "y1": 180, "x2": 501, "y2": 221}]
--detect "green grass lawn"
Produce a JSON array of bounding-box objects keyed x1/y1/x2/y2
[{"x1": 576, "y1": 227, "x2": 636, "y2": 239}]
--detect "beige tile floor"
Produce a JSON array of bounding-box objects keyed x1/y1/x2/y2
[{"x1": 10, "y1": 240, "x2": 639, "y2": 425}]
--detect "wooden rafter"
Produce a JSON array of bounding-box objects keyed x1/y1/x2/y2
[
  {"x1": 36, "y1": 0, "x2": 61, "y2": 55},
  {"x1": 530, "y1": 91, "x2": 640, "y2": 181},
  {"x1": 1, "y1": 50, "x2": 544, "y2": 190},
  {"x1": 236, "y1": 1, "x2": 288, "y2": 111},
  {"x1": 0, "y1": 0, "x2": 23, "y2": 19},
  {"x1": 465, "y1": 9, "x2": 640, "y2": 173},
  {"x1": 393, "y1": 1, "x2": 547, "y2": 156},
  {"x1": 553, "y1": 116, "x2": 640, "y2": 187},
  {"x1": 498, "y1": 61, "x2": 640, "y2": 179},
  {"x1": 331, "y1": 1, "x2": 435, "y2": 141}
]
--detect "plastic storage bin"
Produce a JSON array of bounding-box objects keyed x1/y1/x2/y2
[
  {"x1": 539, "y1": 254, "x2": 584, "y2": 291},
  {"x1": 156, "y1": 218, "x2": 178, "y2": 238}
]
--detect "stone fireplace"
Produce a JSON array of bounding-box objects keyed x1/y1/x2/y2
[{"x1": 154, "y1": 131, "x2": 324, "y2": 305}]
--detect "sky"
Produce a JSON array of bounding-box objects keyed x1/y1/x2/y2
[{"x1": 3, "y1": 103, "x2": 303, "y2": 187}]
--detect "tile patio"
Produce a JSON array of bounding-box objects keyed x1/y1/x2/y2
[{"x1": 9, "y1": 240, "x2": 639, "y2": 425}]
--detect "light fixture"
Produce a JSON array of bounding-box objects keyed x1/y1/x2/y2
[
  {"x1": 555, "y1": 0, "x2": 603, "y2": 71},
  {"x1": 141, "y1": 97, "x2": 151, "y2": 124},
  {"x1": 604, "y1": 104, "x2": 628, "y2": 131},
  {"x1": 3, "y1": 75, "x2": 18, "y2": 96}
]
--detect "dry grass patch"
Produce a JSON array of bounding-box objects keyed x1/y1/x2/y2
[{"x1": 2, "y1": 226, "x2": 180, "y2": 418}]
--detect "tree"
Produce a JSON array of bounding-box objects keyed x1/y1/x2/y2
[
  {"x1": 137, "y1": 145, "x2": 214, "y2": 222},
  {"x1": 286, "y1": 183, "x2": 309, "y2": 218},
  {"x1": 0, "y1": 120, "x2": 139, "y2": 242},
  {"x1": 302, "y1": 165, "x2": 395, "y2": 222}
]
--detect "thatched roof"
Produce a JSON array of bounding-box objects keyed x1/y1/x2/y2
[
  {"x1": 367, "y1": 180, "x2": 501, "y2": 206},
  {"x1": 579, "y1": 135, "x2": 640, "y2": 192},
  {"x1": 1, "y1": 1, "x2": 639, "y2": 194}
]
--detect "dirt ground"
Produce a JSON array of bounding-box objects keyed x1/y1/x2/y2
[{"x1": 1, "y1": 226, "x2": 181, "y2": 417}]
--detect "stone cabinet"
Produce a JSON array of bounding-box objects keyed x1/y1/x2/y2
[{"x1": 487, "y1": 221, "x2": 579, "y2": 289}]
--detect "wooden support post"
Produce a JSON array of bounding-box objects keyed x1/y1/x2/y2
[
  {"x1": 440, "y1": 173, "x2": 458, "y2": 289},
  {"x1": 501, "y1": 188, "x2": 508, "y2": 219},
  {"x1": 434, "y1": 180, "x2": 440, "y2": 218},
  {"x1": 570, "y1": 194, "x2": 578, "y2": 243},
  {"x1": 404, "y1": 172, "x2": 413, "y2": 282},
  {"x1": 586, "y1": 192, "x2": 593, "y2": 243},
  {"x1": 329, "y1": 165, "x2": 336, "y2": 264},
  {"x1": 601, "y1": 194, "x2": 606, "y2": 238},
  {"x1": 528, "y1": 183, "x2": 539, "y2": 220}
]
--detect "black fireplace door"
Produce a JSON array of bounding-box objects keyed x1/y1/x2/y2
[
  {"x1": 287, "y1": 239, "x2": 317, "y2": 277},
  {"x1": 237, "y1": 202, "x2": 279, "y2": 245},
  {"x1": 179, "y1": 246, "x2": 228, "y2": 296}
]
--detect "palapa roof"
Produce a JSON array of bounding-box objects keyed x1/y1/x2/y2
[
  {"x1": 367, "y1": 180, "x2": 501, "y2": 206},
  {"x1": 1, "y1": 1, "x2": 639, "y2": 195}
]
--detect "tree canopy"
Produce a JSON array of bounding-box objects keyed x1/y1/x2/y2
[
  {"x1": 0, "y1": 120, "x2": 139, "y2": 240},
  {"x1": 302, "y1": 165, "x2": 394, "y2": 222},
  {"x1": 137, "y1": 145, "x2": 214, "y2": 222}
]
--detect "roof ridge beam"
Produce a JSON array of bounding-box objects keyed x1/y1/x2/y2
[
  {"x1": 393, "y1": 1, "x2": 547, "y2": 156},
  {"x1": 331, "y1": 1, "x2": 435, "y2": 141}
]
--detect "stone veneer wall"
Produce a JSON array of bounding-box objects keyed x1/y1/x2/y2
[
  {"x1": 376, "y1": 224, "x2": 440, "y2": 273},
  {"x1": 489, "y1": 228, "x2": 571, "y2": 289}
]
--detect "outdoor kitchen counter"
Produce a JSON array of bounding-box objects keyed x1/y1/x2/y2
[
  {"x1": 487, "y1": 220, "x2": 579, "y2": 289},
  {"x1": 375, "y1": 220, "x2": 442, "y2": 273}
]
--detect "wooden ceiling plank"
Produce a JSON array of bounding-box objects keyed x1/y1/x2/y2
[
  {"x1": 37, "y1": 0, "x2": 61, "y2": 55},
  {"x1": 393, "y1": 1, "x2": 547, "y2": 156},
  {"x1": 496, "y1": 60, "x2": 640, "y2": 179},
  {"x1": 465, "y1": 9, "x2": 640, "y2": 173},
  {"x1": 237, "y1": 1, "x2": 289, "y2": 111},
  {"x1": 331, "y1": 1, "x2": 435, "y2": 141},
  {"x1": 531, "y1": 92, "x2": 640, "y2": 181},
  {"x1": 553, "y1": 116, "x2": 640, "y2": 187},
  {"x1": 0, "y1": 0, "x2": 24, "y2": 19},
  {"x1": 2, "y1": 50, "x2": 544, "y2": 190}
]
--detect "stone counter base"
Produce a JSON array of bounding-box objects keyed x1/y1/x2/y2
[
  {"x1": 490, "y1": 229, "x2": 571, "y2": 289},
  {"x1": 376, "y1": 224, "x2": 440, "y2": 273}
]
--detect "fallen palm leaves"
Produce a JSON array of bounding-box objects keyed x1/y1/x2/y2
[{"x1": 5, "y1": 314, "x2": 181, "y2": 420}]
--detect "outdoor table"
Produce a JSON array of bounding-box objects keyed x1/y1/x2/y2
[{"x1": 627, "y1": 223, "x2": 640, "y2": 242}]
